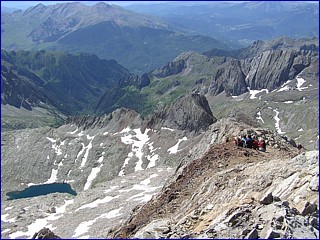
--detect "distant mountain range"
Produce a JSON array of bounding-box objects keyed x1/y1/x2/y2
[
  {"x1": 125, "y1": 1, "x2": 319, "y2": 48},
  {"x1": 1, "y1": 2, "x2": 230, "y2": 73},
  {"x1": 1, "y1": 6, "x2": 20, "y2": 13}
]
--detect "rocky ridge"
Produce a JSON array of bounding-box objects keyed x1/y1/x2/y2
[
  {"x1": 153, "y1": 39, "x2": 318, "y2": 97},
  {"x1": 112, "y1": 144, "x2": 318, "y2": 239}
]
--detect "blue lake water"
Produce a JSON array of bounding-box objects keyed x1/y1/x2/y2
[{"x1": 6, "y1": 183, "x2": 77, "y2": 200}]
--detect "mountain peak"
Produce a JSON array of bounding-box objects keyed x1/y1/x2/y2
[{"x1": 93, "y1": 2, "x2": 112, "y2": 9}]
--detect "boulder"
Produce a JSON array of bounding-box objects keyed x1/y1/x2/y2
[
  {"x1": 260, "y1": 192, "x2": 273, "y2": 205},
  {"x1": 300, "y1": 202, "x2": 317, "y2": 216},
  {"x1": 246, "y1": 228, "x2": 259, "y2": 239},
  {"x1": 32, "y1": 228, "x2": 61, "y2": 239}
]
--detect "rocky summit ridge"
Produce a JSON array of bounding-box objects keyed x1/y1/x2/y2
[{"x1": 113, "y1": 144, "x2": 318, "y2": 239}]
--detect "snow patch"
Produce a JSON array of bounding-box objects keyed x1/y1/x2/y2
[
  {"x1": 118, "y1": 128, "x2": 152, "y2": 175},
  {"x1": 277, "y1": 80, "x2": 292, "y2": 92},
  {"x1": 273, "y1": 109, "x2": 285, "y2": 134},
  {"x1": 231, "y1": 95, "x2": 244, "y2": 101},
  {"x1": 83, "y1": 164, "x2": 103, "y2": 191},
  {"x1": 2, "y1": 229, "x2": 11, "y2": 234},
  {"x1": 80, "y1": 137, "x2": 95, "y2": 169},
  {"x1": 51, "y1": 140, "x2": 65, "y2": 156},
  {"x1": 146, "y1": 154, "x2": 159, "y2": 168},
  {"x1": 67, "y1": 127, "x2": 79, "y2": 134},
  {"x1": 168, "y1": 136, "x2": 188, "y2": 154},
  {"x1": 298, "y1": 128, "x2": 304, "y2": 132},
  {"x1": 44, "y1": 168, "x2": 58, "y2": 184},
  {"x1": 73, "y1": 208, "x2": 122, "y2": 238},
  {"x1": 1, "y1": 213, "x2": 16, "y2": 223},
  {"x1": 119, "y1": 174, "x2": 160, "y2": 193},
  {"x1": 76, "y1": 196, "x2": 119, "y2": 211},
  {"x1": 296, "y1": 77, "x2": 306, "y2": 90},
  {"x1": 283, "y1": 101, "x2": 293, "y2": 104},
  {"x1": 46, "y1": 137, "x2": 56, "y2": 143},
  {"x1": 247, "y1": 88, "x2": 269, "y2": 99},
  {"x1": 77, "y1": 131, "x2": 84, "y2": 137},
  {"x1": 55, "y1": 199, "x2": 74, "y2": 214},
  {"x1": 256, "y1": 111, "x2": 264, "y2": 123},
  {"x1": 127, "y1": 192, "x2": 154, "y2": 202},
  {"x1": 161, "y1": 127, "x2": 175, "y2": 132},
  {"x1": 73, "y1": 219, "x2": 96, "y2": 238},
  {"x1": 98, "y1": 207, "x2": 122, "y2": 219},
  {"x1": 98, "y1": 155, "x2": 104, "y2": 163}
]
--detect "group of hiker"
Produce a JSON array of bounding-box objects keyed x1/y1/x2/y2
[{"x1": 234, "y1": 134, "x2": 266, "y2": 152}]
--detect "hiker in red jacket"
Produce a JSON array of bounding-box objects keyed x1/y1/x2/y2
[
  {"x1": 252, "y1": 136, "x2": 259, "y2": 150},
  {"x1": 258, "y1": 139, "x2": 266, "y2": 152}
]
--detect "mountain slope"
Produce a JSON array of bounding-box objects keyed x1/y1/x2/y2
[
  {"x1": 1, "y1": 64, "x2": 65, "y2": 130},
  {"x1": 2, "y1": 50, "x2": 130, "y2": 113},
  {"x1": 1, "y1": 2, "x2": 231, "y2": 73},
  {"x1": 1, "y1": 49, "x2": 132, "y2": 130}
]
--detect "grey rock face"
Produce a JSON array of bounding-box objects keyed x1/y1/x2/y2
[
  {"x1": 147, "y1": 93, "x2": 216, "y2": 133},
  {"x1": 241, "y1": 49, "x2": 317, "y2": 91},
  {"x1": 209, "y1": 59, "x2": 247, "y2": 96}
]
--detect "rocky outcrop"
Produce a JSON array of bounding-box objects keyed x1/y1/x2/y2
[
  {"x1": 32, "y1": 228, "x2": 61, "y2": 239},
  {"x1": 151, "y1": 59, "x2": 186, "y2": 78},
  {"x1": 147, "y1": 93, "x2": 216, "y2": 133},
  {"x1": 120, "y1": 73, "x2": 150, "y2": 89},
  {"x1": 209, "y1": 58, "x2": 247, "y2": 96}
]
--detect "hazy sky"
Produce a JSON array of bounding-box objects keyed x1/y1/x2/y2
[
  {"x1": 1, "y1": 1, "x2": 173, "y2": 9},
  {"x1": 2, "y1": 1, "x2": 318, "y2": 10}
]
